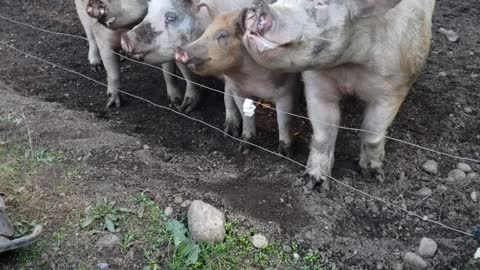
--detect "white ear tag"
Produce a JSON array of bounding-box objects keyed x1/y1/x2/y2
[{"x1": 243, "y1": 99, "x2": 256, "y2": 117}]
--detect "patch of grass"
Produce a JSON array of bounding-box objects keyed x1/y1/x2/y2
[
  {"x1": 80, "y1": 198, "x2": 134, "y2": 233},
  {"x1": 466, "y1": 258, "x2": 480, "y2": 270},
  {"x1": 116, "y1": 193, "x2": 337, "y2": 270}
]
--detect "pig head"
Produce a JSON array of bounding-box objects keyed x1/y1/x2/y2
[{"x1": 86, "y1": 0, "x2": 148, "y2": 30}]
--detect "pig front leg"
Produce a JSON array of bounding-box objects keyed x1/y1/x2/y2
[
  {"x1": 229, "y1": 85, "x2": 256, "y2": 154},
  {"x1": 275, "y1": 94, "x2": 295, "y2": 157},
  {"x1": 177, "y1": 64, "x2": 201, "y2": 114},
  {"x1": 95, "y1": 28, "x2": 122, "y2": 108},
  {"x1": 75, "y1": 0, "x2": 102, "y2": 71},
  {"x1": 359, "y1": 93, "x2": 406, "y2": 182},
  {"x1": 303, "y1": 71, "x2": 341, "y2": 191},
  {"x1": 161, "y1": 62, "x2": 183, "y2": 108},
  {"x1": 224, "y1": 84, "x2": 242, "y2": 138}
]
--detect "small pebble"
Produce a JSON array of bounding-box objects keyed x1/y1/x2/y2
[
  {"x1": 293, "y1": 253, "x2": 301, "y2": 260},
  {"x1": 418, "y1": 237, "x2": 438, "y2": 258},
  {"x1": 174, "y1": 196, "x2": 183, "y2": 204},
  {"x1": 164, "y1": 206, "x2": 173, "y2": 216},
  {"x1": 404, "y1": 252, "x2": 427, "y2": 269},
  {"x1": 421, "y1": 160, "x2": 438, "y2": 175},
  {"x1": 181, "y1": 200, "x2": 192, "y2": 208},
  {"x1": 293, "y1": 178, "x2": 303, "y2": 187},
  {"x1": 438, "y1": 71, "x2": 447, "y2": 77},
  {"x1": 467, "y1": 172, "x2": 478, "y2": 180},
  {"x1": 448, "y1": 169, "x2": 466, "y2": 181},
  {"x1": 97, "y1": 263, "x2": 109, "y2": 270},
  {"x1": 417, "y1": 187, "x2": 433, "y2": 197},
  {"x1": 437, "y1": 185, "x2": 448, "y2": 192},
  {"x1": 471, "y1": 191, "x2": 478, "y2": 203},
  {"x1": 438, "y1": 28, "x2": 459, "y2": 42},
  {"x1": 457, "y1": 163, "x2": 472, "y2": 173},
  {"x1": 464, "y1": 106, "x2": 474, "y2": 114},
  {"x1": 143, "y1": 144, "x2": 150, "y2": 150},
  {"x1": 251, "y1": 234, "x2": 269, "y2": 249},
  {"x1": 344, "y1": 196, "x2": 354, "y2": 204},
  {"x1": 282, "y1": 245, "x2": 292, "y2": 253}
]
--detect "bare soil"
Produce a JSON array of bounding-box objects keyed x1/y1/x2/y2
[{"x1": 0, "y1": 0, "x2": 479, "y2": 269}]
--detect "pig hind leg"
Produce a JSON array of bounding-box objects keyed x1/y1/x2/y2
[
  {"x1": 176, "y1": 64, "x2": 201, "y2": 114},
  {"x1": 359, "y1": 93, "x2": 406, "y2": 182},
  {"x1": 162, "y1": 62, "x2": 183, "y2": 108},
  {"x1": 95, "y1": 28, "x2": 122, "y2": 108},
  {"x1": 303, "y1": 71, "x2": 341, "y2": 191},
  {"x1": 224, "y1": 85, "x2": 242, "y2": 138}
]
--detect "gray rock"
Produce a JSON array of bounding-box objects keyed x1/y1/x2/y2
[
  {"x1": 457, "y1": 163, "x2": 472, "y2": 173},
  {"x1": 448, "y1": 169, "x2": 466, "y2": 181},
  {"x1": 467, "y1": 172, "x2": 479, "y2": 180},
  {"x1": 404, "y1": 252, "x2": 427, "y2": 269},
  {"x1": 97, "y1": 263, "x2": 109, "y2": 270},
  {"x1": 438, "y1": 28, "x2": 459, "y2": 42},
  {"x1": 471, "y1": 191, "x2": 478, "y2": 203},
  {"x1": 164, "y1": 206, "x2": 173, "y2": 216},
  {"x1": 421, "y1": 160, "x2": 438, "y2": 175},
  {"x1": 464, "y1": 106, "x2": 474, "y2": 114},
  {"x1": 418, "y1": 237, "x2": 438, "y2": 258},
  {"x1": 187, "y1": 200, "x2": 226, "y2": 244},
  {"x1": 181, "y1": 200, "x2": 192, "y2": 208},
  {"x1": 95, "y1": 234, "x2": 120, "y2": 251},
  {"x1": 282, "y1": 244, "x2": 292, "y2": 253},
  {"x1": 251, "y1": 233, "x2": 269, "y2": 249},
  {"x1": 174, "y1": 196, "x2": 183, "y2": 204},
  {"x1": 417, "y1": 188, "x2": 433, "y2": 197}
]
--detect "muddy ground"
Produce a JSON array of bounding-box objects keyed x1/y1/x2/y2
[{"x1": 0, "y1": 0, "x2": 479, "y2": 269}]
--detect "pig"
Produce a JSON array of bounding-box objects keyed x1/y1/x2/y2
[
  {"x1": 120, "y1": 0, "x2": 276, "y2": 112},
  {"x1": 175, "y1": 11, "x2": 301, "y2": 156},
  {"x1": 242, "y1": 0, "x2": 435, "y2": 190},
  {"x1": 75, "y1": 0, "x2": 191, "y2": 110}
]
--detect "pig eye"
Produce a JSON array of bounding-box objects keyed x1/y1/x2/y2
[
  {"x1": 216, "y1": 31, "x2": 230, "y2": 42},
  {"x1": 165, "y1": 12, "x2": 178, "y2": 24}
]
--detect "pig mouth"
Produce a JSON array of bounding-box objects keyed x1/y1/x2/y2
[
  {"x1": 244, "y1": 8, "x2": 293, "y2": 54},
  {"x1": 184, "y1": 57, "x2": 211, "y2": 72}
]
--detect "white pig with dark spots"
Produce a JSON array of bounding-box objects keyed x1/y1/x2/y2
[
  {"x1": 121, "y1": 0, "x2": 276, "y2": 113},
  {"x1": 175, "y1": 11, "x2": 301, "y2": 156},
  {"x1": 75, "y1": 0, "x2": 191, "y2": 109},
  {"x1": 242, "y1": 0, "x2": 435, "y2": 190}
]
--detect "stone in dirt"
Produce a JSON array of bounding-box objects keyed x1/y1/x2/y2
[
  {"x1": 251, "y1": 233, "x2": 269, "y2": 249},
  {"x1": 448, "y1": 169, "x2": 466, "y2": 181},
  {"x1": 174, "y1": 196, "x2": 183, "y2": 204},
  {"x1": 417, "y1": 237, "x2": 438, "y2": 258},
  {"x1": 97, "y1": 263, "x2": 109, "y2": 270},
  {"x1": 95, "y1": 234, "x2": 120, "y2": 251},
  {"x1": 164, "y1": 206, "x2": 173, "y2": 216},
  {"x1": 187, "y1": 200, "x2": 226, "y2": 244},
  {"x1": 416, "y1": 187, "x2": 433, "y2": 197},
  {"x1": 456, "y1": 163, "x2": 472, "y2": 173},
  {"x1": 421, "y1": 160, "x2": 438, "y2": 175},
  {"x1": 471, "y1": 191, "x2": 478, "y2": 203},
  {"x1": 438, "y1": 28, "x2": 459, "y2": 42},
  {"x1": 404, "y1": 252, "x2": 427, "y2": 269}
]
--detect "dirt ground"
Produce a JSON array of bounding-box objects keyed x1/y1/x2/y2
[{"x1": 0, "y1": 0, "x2": 479, "y2": 269}]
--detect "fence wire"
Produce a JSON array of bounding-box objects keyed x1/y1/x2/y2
[{"x1": 0, "y1": 39, "x2": 475, "y2": 238}]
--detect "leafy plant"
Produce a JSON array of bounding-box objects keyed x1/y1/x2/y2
[
  {"x1": 80, "y1": 199, "x2": 132, "y2": 232},
  {"x1": 166, "y1": 219, "x2": 200, "y2": 267}
]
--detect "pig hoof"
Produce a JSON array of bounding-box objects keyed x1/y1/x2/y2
[
  {"x1": 169, "y1": 97, "x2": 182, "y2": 109},
  {"x1": 302, "y1": 173, "x2": 331, "y2": 192},
  {"x1": 86, "y1": 0, "x2": 107, "y2": 20},
  {"x1": 106, "y1": 93, "x2": 121, "y2": 108},
  {"x1": 278, "y1": 141, "x2": 293, "y2": 157},
  {"x1": 224, "y1": 121, "x2": 241, "y2": 138},
  {"x1": 238, "y1": 136, "x2": 254, "y2": 154},
  {"x1": 360, "y1": 166, "x2": 385, "y2": 183},
  {"x1": 90, "y1": 63, "x2": 103, "y2": 72},
  {"x1": 178, "y1": 96, "x2": 200, "y2": 114}
]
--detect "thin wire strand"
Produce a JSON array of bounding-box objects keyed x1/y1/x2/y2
[
  {"x1": 0, "y1": 14, "x2": 479, "y2": 164},
  {"x1": 0, "y1": 40, "x2": 473, "y2": 238}
]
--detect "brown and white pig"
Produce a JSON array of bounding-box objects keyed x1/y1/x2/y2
[
  {"x1": 120, "y1": 0, "x2": 276, "y2": 112},
  {"x1": 75, "y1": 0, "x2": 192, "y2": 109},
  {"x1": 242, "y1": 0, "x2": 435, "y2": 190},
  {"x1": 175, "y1": 11, "x2": 301, "y2": 156}
]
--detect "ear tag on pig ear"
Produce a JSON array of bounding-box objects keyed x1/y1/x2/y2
[
  {"x1": 105, "y1": 16, "x2": 116, "y2": 27},
  {"x1": 243, "y1": 99, "x2": 256, "y2": 117}
]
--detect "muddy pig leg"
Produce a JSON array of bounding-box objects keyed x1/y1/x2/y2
[
  {"x1": 161, "y1": 61, "x2": 183, "y2": 108},
  {"x1": 75, "y1": 0, "x2": 102, "y2": 71},
  {"x1": 94, "y1": 27, "x2": 122, "y2": 108},
  {"x1": 228, "y1": 81, "x2": 256, "y2": 154},
  {"x1": 303, "y1": 71, "x2": 341, "y2": 191},
  {"x1": 359, "y1": 91, "x2": 407, "y2": 182},
  {"x1": 224, "y1": 84, "x2": 242, "y2": 138},
  {"x1": 176, "y1": 64, "x2": 201, "y2": 114},
  {"x1": 275, "y1": 94, "x2": 296, "y2": 157}
]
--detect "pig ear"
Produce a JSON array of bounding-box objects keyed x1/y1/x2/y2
[
  {"x1": 235, "y1": 9, "x2": 248, "y2": 37},
  {"x1": 351, "y1": 0, "x2": 402, "y2": 18},
  {"x1": 192, "y1": 2, "x2": 213, "y2": 17}
]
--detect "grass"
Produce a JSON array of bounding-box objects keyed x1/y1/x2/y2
[{"x1": 79, "y1": 193, "x2": 337, "y2": 270}]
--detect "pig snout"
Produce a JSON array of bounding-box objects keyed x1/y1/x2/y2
[
  {"x1": 175, "y1": 47, "x2": 189, "y2": 64},
  {"x1": 86, "y1": 0, "x2": 107, "y2": 20}
]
